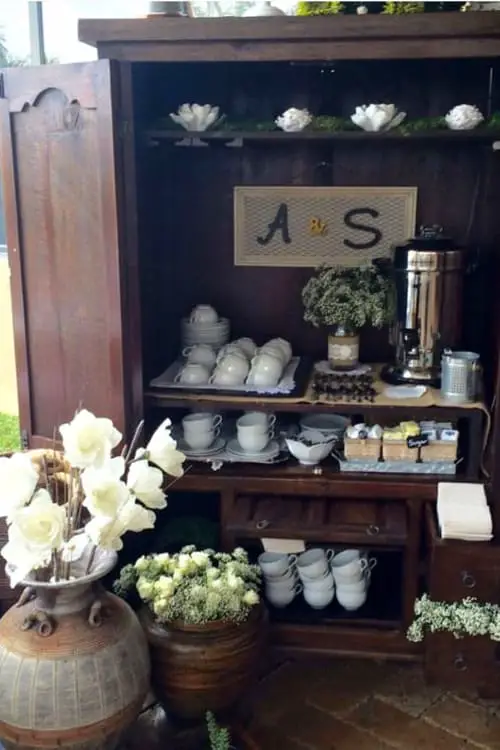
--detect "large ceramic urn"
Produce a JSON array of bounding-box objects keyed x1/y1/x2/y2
[{"x1": 0, "y1": 548, "x2": 150, "y2": 750}]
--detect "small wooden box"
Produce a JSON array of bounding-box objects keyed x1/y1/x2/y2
[
  {"x1": 382, "y1": 439, "x2": 418, "y2": 462},
  {"x1": 420, "y1": 440, "x2": 458, "y2": 463},
  {"x1": 344, "y1": 437, "x2": 381, "y2": 462}
]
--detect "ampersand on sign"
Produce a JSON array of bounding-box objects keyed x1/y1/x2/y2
[{"x1": 309, "y1": 217, "x2": 328, "y2": 236}]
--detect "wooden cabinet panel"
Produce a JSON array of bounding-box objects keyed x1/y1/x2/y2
[
  {"x1": 0, "y1": 61, "x2": 141, "y2": 445},
  {"x1": 426, "y1": 634, "x2": 500, "y2": 696},
  {"x1": 226, "y1": 495, "x2": 407, "y2": 545}
]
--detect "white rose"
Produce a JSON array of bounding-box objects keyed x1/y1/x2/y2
[
  {"x1": 0, "y1": 453, "x2": 39, "y2": 521},
  {"x1": 127, "y1": 460, "x2": 166, "y2": 510},
  {"x1": 82, "y1": 457, "x2": 130, "y2": 518},
  {"x1": 59, "y1": 409, "x2": 122, "y2": 469},
  {"x1": 85, "y1": 498, "x2": 155, "y2": 551},
  {"x1": 136, "y1": 418, "x2": 185, "y2": 478},
  {"x1": 243, "y1": 590, "x2": 260, "y2": 606}
]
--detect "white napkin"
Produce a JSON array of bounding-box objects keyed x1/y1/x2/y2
[{"x1": 437, "y1": 482, "x2": 492, "y2": 541}]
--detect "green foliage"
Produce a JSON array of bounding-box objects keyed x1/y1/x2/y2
[
  {"x1": 206, "y1": 712, "x2": 231, "y2": 750},
  {"x1": 0, "y1": 414, "x2": 21, "y2": 452},
  {"x1": 310, "y1": 115, "x2": 357, "y2": 132},
  {"x1": 407, "y1": 594, "x2": 500, "y2": 642},
  {"x1": 382, "y1": 1, "x2": 425, "y2": 13},
  {"x1": 302, "y1": 265, "x2": 394, "y2": 330},
  {"x1": 296, "y1": 1, "x2": 345, "y2": 15}
]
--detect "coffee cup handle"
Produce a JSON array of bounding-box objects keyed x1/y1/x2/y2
[
  {"x1": 213, "y1": 426, "x2": 221, "y2": 438},
  {"x1": 268, "y1": 415, "x2": 277, "y2": 428},
  {"x1": 181, "y1": 347, "x2": 193, "y2": 357},
  {"x1": 294, "y1": 583, "x2": 303, "y2": 595},
  {"x1": 213, "y1": 415, "x2": 223, "y2": 429},
  {"x1": 326, "y1": 549, "x2": 335, "y2": 562},
  {"x1": 288, "y1": 554, "x2": 298, "y2": 565},
  {"x1": 367, "y1": 558, "x2": 377, "y2": 570},
  {"x1": 208, "y1": 374, "x2": 217, "y2": 385},
  {"x1": 268, "y1": 428, "x2": 275, "y2": 439},
  {"x1": 174, "y1": 372, "x2": 183, "y2": 384}
]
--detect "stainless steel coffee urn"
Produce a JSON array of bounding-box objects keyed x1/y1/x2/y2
[{"x1": 382, "y1": 226, "x2": 465, "y2": 386}]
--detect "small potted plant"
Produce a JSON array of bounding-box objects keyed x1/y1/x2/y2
[
  {"x1": 115, "y1": 546, "x2": 266, "y2": 721},
  {"x1": 302, "y1": 264, "x2": 393, "y2": 369}
]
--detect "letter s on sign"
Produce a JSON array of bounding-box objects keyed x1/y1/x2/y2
[{"x1": 343, "y1": 208, "x2": 382, "y2": 250}]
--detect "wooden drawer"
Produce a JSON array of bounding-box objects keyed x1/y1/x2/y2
[
  {"x1": 426, "y1": 505, "x2": 500, "y2": 602},
  {"x1": 226, "y1": 495, "x2": 407, "y2": 546},
  {"x1": 425, "y1": 633, "x2": 500, "y2": 696}
]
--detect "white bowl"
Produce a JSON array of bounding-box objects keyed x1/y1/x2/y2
[
  {"x1": 285, "y1": 434, "x2": 336, "y2": 466},
  {"x1": 299, "y1": 414, "x2": 349, "y2": 439}
]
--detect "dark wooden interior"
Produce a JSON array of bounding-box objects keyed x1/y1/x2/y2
[{"x1": 1, "y1": 12, "x2": 500, "y2": 694}]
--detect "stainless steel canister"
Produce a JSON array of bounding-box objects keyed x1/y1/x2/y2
[{"x1": 440, "y1": 349, "x2": 481, "y2": 403}]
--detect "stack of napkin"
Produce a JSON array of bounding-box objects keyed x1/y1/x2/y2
[{"x1": 437, "y1": 482, "x2": 493, "y2": 541}]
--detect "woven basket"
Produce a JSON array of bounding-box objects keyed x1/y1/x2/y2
[
  {"x1": 344, "y1": 437, "x2": 381, "y2": 462},
  {"x1": 382, "y1": 440, "x2": 418, "y2": 462},
  {"x1": 420, "y1": 441, "x2": 458, "y2": 463}
]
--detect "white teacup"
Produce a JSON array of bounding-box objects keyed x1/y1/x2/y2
[
  {"x1": 216, "y1": 344, "x2": 248, "y2": 363},
  {"x1": 232, "y1": 338, "x2": 257, "y2": 359},
  {"x1": 336, "y1": 587, "x2": 367, "y2": 611},
  {"x1": 331, "y1": 550, "x2": 377, "y2": 583},
  {"x1": 237, "y1": 428, "x2": 273, "y2": 453},
  {"x1": 239, "y1": 412, "x2": 276, "y2": 431},
  {"x1": 303, "y1": 586, "x2": 335, "y2": 610},
  {"x1": 182, "y1": 412, "x2": 222, "y2": 433},
  {"x1": 184, "y1": 428, "x2": 219, "y2": 451},
  {"x1": 251, "y1": 352, "x2": 284, "y2": 380},
  {"x1": 302, "y1": 570, "x2": 334, "y2": 592},
  {"x1": 174, "y1": 363, "x2": 210, "y2": 386},
  {"x1": 336, "y1": 575, "x2": 369, "y2": 595},
  {"x1": 266, "y1": 338, "x2": 292, "y2": 365},
  {"x1": 258, "y1": 552, "x2": 297, "y2": 578},
  {"x1": 189, "y1": 304, "x2": 218, "y2": 324},
  {"x1": 266, "y1": 581, "x2": 302, "y2": 608},
  {"x1": 259, "y1": 343, "x2": 288, "y2": 366},
  {"x1": 182, "y1": 344, "x2": 217, "y2": 368},
  {"x1": 217, "y1": 353, "x2": 250, "y2": 380},
  {"x1": 297, "y1": 548, "x2": 334, "y2": 580},
  {"x1": 209, "y1": 368, "x2": 246, "y2": 387},
  {"x1": 246, "y1": 369, "x2": 281, "y2": 389}
]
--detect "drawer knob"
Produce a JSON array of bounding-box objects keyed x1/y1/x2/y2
[
  {"x1": 256, "y1": 520, "x2": 270, "y2": 530},
  {"x1": 454, "y1": 654, "x2": 468, "y2": 672},
  {"x1": 461, "y1": 571, "x2": 476, "y2": 589},
  {"x1": 366, "y1": 524, "x2": 380, "y2": 536}
]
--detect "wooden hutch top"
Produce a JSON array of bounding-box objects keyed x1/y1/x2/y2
[{"x1": 78, "y1": 13, "x2": 500, "y2": 62}]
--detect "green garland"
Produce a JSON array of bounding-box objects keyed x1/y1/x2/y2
[{"x1": 407, "y1": 594, "x2": 500, "y2": 642}]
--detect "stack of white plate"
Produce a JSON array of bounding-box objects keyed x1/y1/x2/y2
[
  {"x1": 181, "y1": 317, "x2": 230, "y2": 349},
  {"x1": 226, "y1": 438, "x2": 280, "y2": 462}
]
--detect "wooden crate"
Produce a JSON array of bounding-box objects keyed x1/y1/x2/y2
[
  {"x1": 420, "y1": 441, "x2": 458, "y2": 463},
  {"x1": 344, "y1": 437, "x2": 381, "y2": 462},
  {"x1": 382, "y1": 440, "x2": 418, "y2": 462}
]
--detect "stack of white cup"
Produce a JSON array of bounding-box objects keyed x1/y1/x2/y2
[
  {"x1": 258, "y1": 552, "x2": 302, "y2": 608},
  {"x1": 296, "y1": 549, "x2": 335, "y2": 609},
  {"x1": 181, "y1": 412, "x2": 222, "y2": 451},
  {"x1": 330, "y1": 549, "x2": 376, "y2": 611},
  {"x1": 236, "y1": 412, "x2": 276, "y2": 454}
]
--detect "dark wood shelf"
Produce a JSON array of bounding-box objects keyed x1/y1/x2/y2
[
  {"x1": 146, "y1": 129, "x2": 500, "y2": 146},
  {"x1": 79, "y1": 13, "x2": 500, "y2": 62}
]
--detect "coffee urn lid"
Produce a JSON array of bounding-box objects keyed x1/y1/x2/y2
[{"x1": 393, "y1": 225, "x2": 463, "y2": 271}]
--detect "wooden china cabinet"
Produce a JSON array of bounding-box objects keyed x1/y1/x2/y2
[{"x1": 2, "y1": 13, "x2": 500, "y2": 692}]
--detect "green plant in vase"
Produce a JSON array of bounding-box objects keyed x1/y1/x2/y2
[
  {"x1": 302, "y1": 265, "x2": 393, "y2": 370},
  {"x1": 296, "y1": 1, "x2": 345, "y2": 15}
]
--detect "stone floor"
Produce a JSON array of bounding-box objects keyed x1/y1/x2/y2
[{"x1": 128, "y1": 658, "x2": 500, "y2": 749}]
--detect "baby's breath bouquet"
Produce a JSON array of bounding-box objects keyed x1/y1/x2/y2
[
  {"x1": 302, "y1": 265, "x2": 393, "y2": 330},
  {"x1": 115, "y1": 546, "x2": 261, "y2": 626},
  {"x1": 407, "y1": 594, "x2": 500, "y2": 643}
]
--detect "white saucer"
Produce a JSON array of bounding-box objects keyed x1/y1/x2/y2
[
  {"x1": 177, "y1": 437, "x2": 225, "y2": 457},
  {"x1": 226, "y1": 439, "x2": 280, "y2": 461}
]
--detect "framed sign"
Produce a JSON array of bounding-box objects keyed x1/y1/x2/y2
[{"x1": 234, "y1": 186, "x2": 417, "y2": 268}]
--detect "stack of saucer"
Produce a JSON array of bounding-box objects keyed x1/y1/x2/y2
[
  {"x1": 258, "y1": 552, "x2": 302, "y2": 608},
  {"x1": 181, "y1": 304, "x2": 230, "y2": 349},
  {"x1": 437, "y1": 482, "x2": 493, "y2": 541},
  {"x1": 226, "y1": 412, "x2": 280, "y2": 462}
]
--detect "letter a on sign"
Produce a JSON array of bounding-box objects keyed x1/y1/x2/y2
[{"x1": 256, "y1": 203, "x2": 291, "y2": 245}]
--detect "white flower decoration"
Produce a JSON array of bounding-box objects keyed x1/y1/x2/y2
[
  {"x1": 85, "y1": 498, "x2": 155, "y2": 551},
  {"x1": 81, "y1": 457, "x2": 130, "y2": 518},
  {"x1": 136, "y1": 418, "x2": 185, "y2": 478},
  {"x1": 59, "y1": 409, "x2": 122, "y2": 469},
  {"x1": 127, "y1": 459, "x2": 166, "y2": 510},
  {"x1": 0, "y1": 453, "x2": 39, "y2": 521}
]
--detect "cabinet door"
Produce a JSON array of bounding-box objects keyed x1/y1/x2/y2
[{"x1": 0, "y1": 61, "x2": 141, "y2": 447}]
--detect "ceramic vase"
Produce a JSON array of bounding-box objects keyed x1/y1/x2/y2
[
  {"x1": 328, "y1": 324, "x2": 359, "y2": 370},
  {"x1": 0, "y1": 547, "x2": 150, "y2": 750},
  {"x1": 140, "y1": 604, "x2": 267, "y2": 720}
]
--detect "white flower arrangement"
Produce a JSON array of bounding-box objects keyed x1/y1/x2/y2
[
  {"x1": 0, "y1": 410, "x2": 186, "y2": 587},
  {"x1": 115, "y1": 546, "x2": 262, "y2": 625},
  {"x1": 407, "y1": 594, "x2": 500, "y2": 643}
]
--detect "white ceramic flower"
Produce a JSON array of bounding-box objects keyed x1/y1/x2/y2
[
  {"x1": 351, "y1": 103, "x2": 406, "y2": 132},
  {"x1": 169, "y1": 103, "x2": 220, "y2": 132},
  {"x1": 445, "y1": 104, "x2": 484, "y2": 130},
  {"x1": 81, "y1": 457, "x2": 130, "y2": 518},
  {"x1": 275, "y1": 107, "x2": 313, "y2": 133},
  {"x1": 136, "y1": 418, "x2": 185, "y2": 478},
  {"x1": 59, "y1": 409, "x2": 122, "y2": 469},
  {"x1": 127, "y1": 459, "x2": 166, "y2": 510},
  {"x1": 0, "y1": 453, "x2": 39, "y2": 521},
  {"x1": 3, "y1": 489, "x2": 66, "y2": 585},
  {"x1": 85, "y1": 498, "x2": 155, "y2": 551},
  {"x1": 61, "y1": 533, "x2": 89, "y2": 563}
]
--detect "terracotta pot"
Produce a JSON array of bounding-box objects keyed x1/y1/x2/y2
[
  {"x1": 0, "y1": 548, "x2": 150, "y2": 750},
  {"x1": 140, "y1": 605, "x2": 267, "y2": 720}
]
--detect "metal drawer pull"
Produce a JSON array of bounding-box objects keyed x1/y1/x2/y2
[
  {"x1": 454, "y1": 655, "x2": 468, "y2": 672},
  {"x1": 256, "y1": 520, "x2": 270, "y2": 530},
  {"x1": 366, "y1": 525, "x2": 380, "y2": 536},
  {"x1": 461, "y1": 571, "x2": 476, "y2": 589}
]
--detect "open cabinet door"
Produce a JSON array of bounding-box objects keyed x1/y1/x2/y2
[{"x1": 0, "y1": 61, "x2": 141, "y2": 448}]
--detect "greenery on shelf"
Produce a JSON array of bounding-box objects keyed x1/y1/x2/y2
[
  {"x1": 382, "y1": 1, "x2": 424, "y2": 13},
  {"x1": 206, "y1": 712, "x2": 231, "y2": 750},
  {"x1": 0, "y1": 414, "x2": 20, "y2": 453},
  {"x1": 296, "y1": 1, "x2": 345, "y2": 15},
  {"x1": 407, "y1": 594, "x2": 500, "y2": 642},
  {"x1": 302, "y1": 265, "x2": 394, "y2": 331}
]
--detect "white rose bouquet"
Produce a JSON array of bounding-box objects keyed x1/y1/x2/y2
[
  {"x1": 114, "y1": 546, "x2": 262, "y2": 625},
  {"x1": 0, "y1": 410, "x2": 186, "y2": 587}
]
